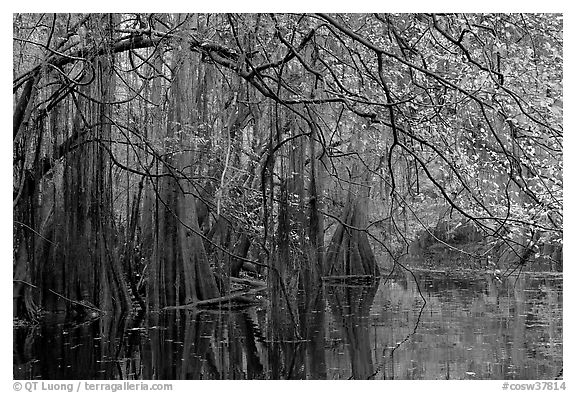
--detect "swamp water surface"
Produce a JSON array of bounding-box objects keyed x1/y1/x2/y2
[{"x1": 14, "y1": 269, "x2": 562, "y2": 380}]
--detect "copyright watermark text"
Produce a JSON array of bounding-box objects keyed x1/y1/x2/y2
[{"x1": 13, "y1": 382, "x2": 173, "y2": 392}]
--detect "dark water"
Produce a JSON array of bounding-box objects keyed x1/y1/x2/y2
[{"x1": 14, "y1": 270, "x2": 562, "y2": 380}]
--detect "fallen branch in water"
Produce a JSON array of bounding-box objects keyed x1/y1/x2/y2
[
  {"x1": 216, "y1": 274, "x2": 266, "y2": 288},
  {"x1": 322, "y1": 274, "x2": 379, "y2": 281},
  {"x1": 164, "y1": 285, "x2": 267, "y2": 310}
]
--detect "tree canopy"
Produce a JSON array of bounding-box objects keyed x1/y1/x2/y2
[{"x1": 13, "y1": 13, "x2": 562, "y2": 317}]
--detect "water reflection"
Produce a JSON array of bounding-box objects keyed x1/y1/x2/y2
[
  {"x1": 326, "y1": 279, "x2": 379, "y2": 379},
  {"x1": 14, "y1": 271, "x2": 562, "y2": 380}
]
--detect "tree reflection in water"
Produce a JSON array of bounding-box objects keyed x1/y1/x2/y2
[
  {"x1": 325, "y1": 278, "x2": 380, "y2": 379},
  {"x1": 14, "y1": 272, "x2": 562, "y2": 380}
]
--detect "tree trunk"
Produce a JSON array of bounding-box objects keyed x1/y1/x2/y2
[{"x1": 325, "y1": 196, "x2": 380, "y2": 277}]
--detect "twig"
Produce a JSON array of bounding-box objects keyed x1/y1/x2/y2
[
  {"x1": 13, "y1": 279, "x2": 38, "y2": 288},
  {"x1": 13, "y1": 220, "x2": 57, "y2": 246},
  {"x1": 48, "y1": 289, "x2": 103, "y2": 313}
]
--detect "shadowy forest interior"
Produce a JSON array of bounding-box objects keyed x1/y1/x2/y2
[{"x1": 13, "y1": 13, "x2": 563, "y2": 380}]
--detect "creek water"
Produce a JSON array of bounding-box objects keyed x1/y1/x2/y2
[{"x1": 14, "y1": 269, "x2": 562, "y2": 380}]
